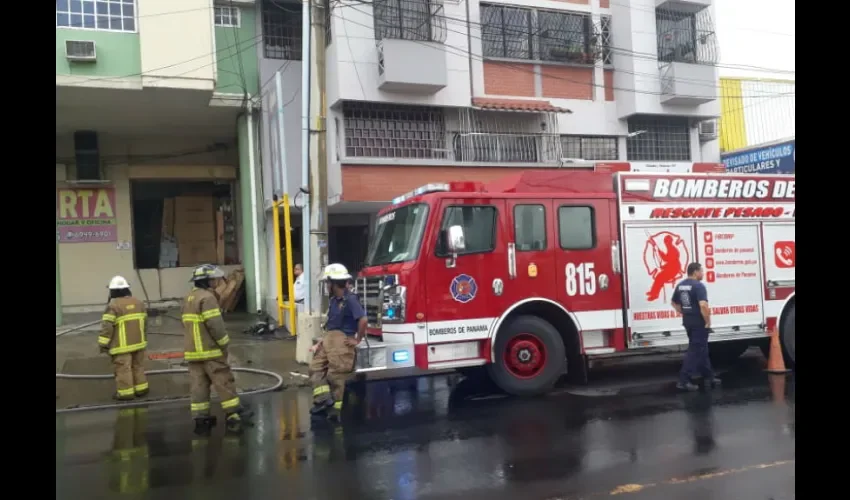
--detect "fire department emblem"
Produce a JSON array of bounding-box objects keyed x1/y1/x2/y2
[
  {"x1": 450, "y1": 274, "x2": 478, "y2": 304},
  {"x1": 642, "y1": 231, "x2": 689, "y2": 303}
]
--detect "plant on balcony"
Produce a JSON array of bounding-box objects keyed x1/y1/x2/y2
[{"x1": 548, "y1": 41, "x2": 600, "y2": 65}]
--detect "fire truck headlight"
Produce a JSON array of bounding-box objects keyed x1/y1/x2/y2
[{"x1": 381, "y1": 285, "x2": 406, "y2": 323}]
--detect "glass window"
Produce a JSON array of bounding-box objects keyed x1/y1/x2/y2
[
  {"x1": 439, "y1": 206, "x2": 497, "y2": 255},
  {"x1": 57, "y1": 0, "x2": 136, "y2": 32},
  {"x1": 514, "y1": 204, "x2": 547, "y2": 251},
  {"x1": 558, "y1": 206, "x2": 595, "y2": 250},
  {"x1": 214, "y1": 6, "x2": 240, "y2": 27},
  {"x1": 365, "y1": 203, "x2": 430, "y2": 266}
]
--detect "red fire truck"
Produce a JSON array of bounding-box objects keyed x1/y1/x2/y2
[{"x1": 353, "y1": 166, "x2": 796, "y2": 396}]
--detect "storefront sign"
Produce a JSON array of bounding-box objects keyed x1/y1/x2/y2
[
  {"x1": 722, "y1": 140, "x2": 795, "y2": 174},
  {"x1": 56, "y1": 187, "x2": 118, "y2": 243}
]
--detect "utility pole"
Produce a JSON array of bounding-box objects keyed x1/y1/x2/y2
[
  {"x1": 308, "y1": 0, "x2": 329, "y2": 316},
  {"x1": 296, "y1": 0, "x2": 328, "y2": 363}
]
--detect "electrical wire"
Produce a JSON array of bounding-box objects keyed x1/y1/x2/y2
[{"x1": 332, "y1": 0, "x2": 795, "y2": 78}]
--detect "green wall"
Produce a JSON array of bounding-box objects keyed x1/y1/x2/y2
[
  {"x1": 215, "y1": 9, "x2": 259, "y2": 96},
  {"x1": 56, "y1": 29, "x2": 141, "y2": 78}
]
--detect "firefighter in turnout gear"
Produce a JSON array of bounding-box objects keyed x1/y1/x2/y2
[
  {"x1": 99, "y1": 276, "x2": 149, "y2": 401},
  {"x1": 182, "y1": 264, "x2": 253, "y2": 431},
  {"x1": 310, "y1": 263, "x2": 367, "y2": 422}
]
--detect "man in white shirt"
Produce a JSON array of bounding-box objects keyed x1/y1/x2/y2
[{"x1": 293, "y1": 263, "x2": 305, "y2": 313}]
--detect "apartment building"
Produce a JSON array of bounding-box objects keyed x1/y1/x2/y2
[
  {"x1": 256, "y1": 0, "x2": 721, "y2": 285},
  {"x1": 55, "y1": 0, "x2": 266, "y2": 322}
]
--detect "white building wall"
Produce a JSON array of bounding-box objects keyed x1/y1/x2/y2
[{"x1": 741, "y1": 80, "x2": 796, "y2": 146}]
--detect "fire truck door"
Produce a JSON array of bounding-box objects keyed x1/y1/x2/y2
[
  {"x1": 504, "y1": 200, "x2": 557, "y2": 304},
  {"x1": 423, "y1": 199, "x2": 508, "y2": 345},
  {"x1": 553, "y1": 199, "x2": 621, "y2": 335}
]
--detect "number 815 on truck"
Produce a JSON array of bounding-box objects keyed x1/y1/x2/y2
[{"x1": 353, "y1": 170, "x2": 795, "y2": 396}]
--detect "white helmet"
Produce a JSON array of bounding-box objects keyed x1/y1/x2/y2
[
  {"x1": 323, "y1": 263, "x2": 352, "y2": 281},
  {"x1": 108, "y1": 275, "x2": 131, "y2": 290}
]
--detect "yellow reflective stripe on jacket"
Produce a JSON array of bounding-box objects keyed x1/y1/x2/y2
[
  {"x1": 221, "y1": 397, "x2": 240, "y2": 409},
  {"x1": 201, "y1": 308, "x2": 222, "y2": 320},
  {"x1": 98, "y1": 336, "x2": 111, "y2": 346},
  {"x1": 183, "y1": 313, "x2": 226, "y2": 359},
  {"x1": 109, "y1": 342, "x2": 148, "y2": 355},
  {"x1": 117, "y1": 313, "x2": 147, "y2": 343},
  {"x1": 184, "y1": 349, "x2": 223, "y2": 361},
  {"x1": 217, "y1": 335, "x2": 230, "y2": 347},
  {"x1": 102, "y1": 314, "x2": 116, "y2": 322}
]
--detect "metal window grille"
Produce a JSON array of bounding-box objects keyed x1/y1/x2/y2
[
  {"x1": 626, "y1": 117, "x2": 691, "y2": 161},
  {"x1": 600, "y1": 15, "x2": 613, "y2": 66},
  {"x1": 214, "y1": 6, "x2": 240, "y2": 27},
  {"x1": 481, "y1": 4, "x2": 534, "y2": 60},
  {"x1": 56, "y1": 0, "x2": 136, "y2": 32},
  {"x1": 453, "y1": 108, "x2": 562, "y2": 163},
  {"x1": 262, "y1": 0, "x2": 302, "y2": 60},
  {"x1": 536, "y1": 10, "x2": 593, "y2": 64},
  {"x1": 373, "y1": 0, "x2": 447, "y2": 43},
  {"x1": 343, "y1": 102, "x2": 448, "y2": 159},
  {"x1": 560, "y1": 136, "x2": 619, "y2": 161},
  {"x1": 656, "y1": 8, "x2": 718, "y2": 66}
]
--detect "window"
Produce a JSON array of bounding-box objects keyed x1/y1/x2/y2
[
  {"x1": 56, "y1": 0, "x2": 136, "y2": 32},
  {"x1": 536, "y1": 10, "x2": 593, "y2": 64},
  {"x1": 655, "y1": 8, "x2": 718, "y2": 65},
  {"x1": 343, "y1": 102, "x2": 447, "y2": 159},
  {"x1": 514, "y1": 205, "x2": 547, "y2": 252},
  {"x1": 481, "y1": 4, "x2": 533, "y2": 60},
  {"x1": 600, "y1": 15, "x2": 612, "y2": 66},
  {"x1": 558, "y1": 206, "x2": 595, "y2": 250},
  {"x1": 214, "y1": 6, "x2": 240, "y2": 27},
  {"x1": 439, "y1": 206, "x2": 497, "y2": 255},
  {"x1": 130, "y1": 181, "x2": 239, "y2": 270},
  {"x1": 560, "y1": 136, "x2": 619, "y2": 161},
  {"x1": 374, "y1": 0, "x2": 443, "y2": 42},
  {"x1": 481, "y1": 4, "x2": 594, "y2": 64},
  {"x1": 365, "y1": 204, "x2": 430, "y2": 266},
  {"x1": 626, "y1": 116, "x2": 691, "y2": 161},
  {"x1": 262, "y1": 0, "x2": 302, "y2": 60}
]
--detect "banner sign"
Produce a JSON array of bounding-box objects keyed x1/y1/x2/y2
[
  {"x1": 56, "y1": 187, "x2": 118, "y2": 243},
  {"x1": 722, "y1": 140, "x2": 795, "y2": 174}
]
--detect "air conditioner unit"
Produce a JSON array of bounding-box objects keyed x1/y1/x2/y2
[
  {"x1": 698, "y1": 120, "x2": 718, "y2": 141},
  {"x1": 65, "y1": 40, "x2": 97, "y2": 62}
]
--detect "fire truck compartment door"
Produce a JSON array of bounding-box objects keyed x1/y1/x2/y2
[{"x1": 624, "y1": 224, "x2": 695, "y2": 344}]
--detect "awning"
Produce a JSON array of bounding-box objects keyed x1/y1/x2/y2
[{"x1": 471, "y1": 97, "x2": 572, "y2": 114}]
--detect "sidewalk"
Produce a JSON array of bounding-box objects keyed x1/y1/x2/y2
[{"x1": 56, "y1": 309, "x2": 311, "y2": 410}]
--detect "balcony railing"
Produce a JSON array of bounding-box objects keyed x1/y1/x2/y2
[{"x1": 656, "y1": 8, "x2": 718, "y2": 66}]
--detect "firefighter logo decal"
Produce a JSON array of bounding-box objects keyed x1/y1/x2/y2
[
  {"x1": 642, "y1": 231, "x2": 689, "y2": 302},
  {"x1": 450, "y1": 274, "x2": 478, "y2": 304}
]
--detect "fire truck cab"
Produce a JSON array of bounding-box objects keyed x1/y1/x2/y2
[{"x1": 353, "y1": 169, "x2": 796, "y2": 396}]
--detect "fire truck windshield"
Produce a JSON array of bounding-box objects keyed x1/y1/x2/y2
[{"x1": 365, "y1": 203, "x2": 430, "y2": 266}]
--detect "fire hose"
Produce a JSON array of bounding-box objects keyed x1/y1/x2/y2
[{"x1": 56, "y1": 326, "x2": 285, "y2": 415}]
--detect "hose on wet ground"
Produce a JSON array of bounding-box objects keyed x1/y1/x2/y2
[{"x1": 56, "y1": 327, "x2": 285, "y2": 415}]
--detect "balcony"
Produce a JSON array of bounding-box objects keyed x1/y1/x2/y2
[
  {"x1": 373, "y1": 0, "x2": 448, "y2": 94},
  {"x1": 377, "y1": 39, "x2": 447, "y2": 93},
  {"x1": 340, "y1": 101, "x2": 575, "y2": 165},
  {"x1": 655, "y1": 0, "x2": 711, "y2": 14},
  {"x1": 660, "y1": 62, "x2": 717, "y2": 105}
]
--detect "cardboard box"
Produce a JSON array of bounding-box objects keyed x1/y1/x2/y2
[
  {"x1": 161, "y1": 198, "x2": 175, "y2": 238},
  {"x1": 174, "y1": 220, "x2": 216, "y2": 243},
  {"x1": 175, "y1": 196, "x2": 214, "y2": 225},
  {"x1": 178, "y1": 240, "x2": 218, "y2": 267}
]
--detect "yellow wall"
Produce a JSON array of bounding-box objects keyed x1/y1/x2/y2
[
  {"x1": 719, "y1": 78, "x2": 747, "y2": 153},
  {"x1": 57, "y1": 162, "x2": 239, "y2": 311}
]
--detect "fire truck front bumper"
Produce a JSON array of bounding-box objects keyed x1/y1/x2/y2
[{"x1": 355, "y1": 338, "x2": 417, "y2": 373}]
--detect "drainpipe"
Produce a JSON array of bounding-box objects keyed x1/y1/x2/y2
[
  {"x1": 247, "y1": 99, "x2": 262, "y2": 313},
  {"x1": 300, "y1": 0, "x2": 312, "y2": 313}
]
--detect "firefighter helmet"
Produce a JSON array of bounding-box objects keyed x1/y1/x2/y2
[
  {"x1": 323, "y1": 263, "x2": 352, "y2": 281},
  {"x1": 108, "y1": 275, "x2": 131, "y2": 290},
  {"x1": 189, "y1": 264, "x2": 226, "y2": 282}
]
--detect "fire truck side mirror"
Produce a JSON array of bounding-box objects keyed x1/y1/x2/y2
[{"x1": 447, "y1": 225, "x2": 466, "y2": 253}]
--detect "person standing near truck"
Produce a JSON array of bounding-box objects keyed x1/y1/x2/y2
[{"x1": 671, "y1": 262, "x2": 721, "y2": 391}]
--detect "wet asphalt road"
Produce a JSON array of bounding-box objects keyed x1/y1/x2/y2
[{"x1": 56, "y1": 359, "x2": 795, "y2": 500}]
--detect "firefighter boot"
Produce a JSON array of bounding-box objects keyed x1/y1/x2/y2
[
  {"x1": 676, "y1": 381, "x2": 699, "y2": 392},
  {"x1": 112, "y1": 393, "x2": 135, "y2": 402},
  {"x1": 193, "y1": 416, "x2": 217, "y2": 436}
]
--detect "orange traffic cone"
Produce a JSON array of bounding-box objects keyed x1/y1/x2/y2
[
  {"x1": 765, "y1": 327, "x2": 791, "y2": 374},
  {"x1": 768, "y1": 371, "x2": 786, "y2": 406}
]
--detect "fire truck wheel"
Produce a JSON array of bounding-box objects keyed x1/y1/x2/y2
[
  {"x1": 488, "y1": 315, "x2": 566, "y2": 397},
  {"x1": 780, "y1": 304, "x2": 795, "y2": 368}
]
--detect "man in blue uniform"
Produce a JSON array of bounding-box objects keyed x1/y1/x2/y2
[
  {"x1": 309, "y1": 263, "x2": 367, "y2": 421},
  {"x1": 672, "y1": 262, "x2": 721, "y2": 391}
]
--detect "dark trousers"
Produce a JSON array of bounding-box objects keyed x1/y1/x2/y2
[{"x1": 679, "y1": 326, "x2": 714, "y2": 384}]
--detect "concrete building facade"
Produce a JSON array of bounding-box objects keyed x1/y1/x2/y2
[{"x1": 56, "y1": 0, "x2": 265, "y2": 324}]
